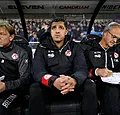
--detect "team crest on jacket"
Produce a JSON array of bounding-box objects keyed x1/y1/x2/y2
[
  {"x1": 44, "y1": 74, "x2": 52, "y2": 80},
  {"x1": 65, "y1": 50, "x2": 71, "y2": 56},
  {"x1": 114, "y1": 52, "x2": 119, "y2": 58},
  {"x1": 12, "y1": 53, "x2": 18, "y2": 60}
]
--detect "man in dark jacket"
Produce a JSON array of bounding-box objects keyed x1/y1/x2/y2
[
  {"x1": 81, "y1": 22, "x2": 120, "y2": 115},
  {"x1": 29, "y1": 18, "x2": 97, "y2": 115},
  {"x1": 0, "y1": 20, "x2": 30, "y2": 115}
]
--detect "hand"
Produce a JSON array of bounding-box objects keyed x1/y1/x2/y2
[
  {"x1": 60, "y1": 77, "x2": 76, "y2": 95},
  {"x1": 96, "y1": 68, "x2": 113, "y2": 77},
  {"x1": 53, "y1": 77, "x2": 66, "y2": 91},
  {"x1": 0, "y1": 81, "x2": 5, "y2": 93},
  {"x1": 59, "y1": 75, "x2": 77, "y2": 95}
]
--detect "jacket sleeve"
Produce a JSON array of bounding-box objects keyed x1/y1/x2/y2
[
  {"x1": 33, "y1": 46, "x2": 57, "y2": 87},
  {"x1": 5, "y1": 50, "x2": 30, "y2": 90},
  {"x1": 83, "y1": 46, "x2": 97, "y2": 78},
  {"x1": 71, "y1": 44, "x2": 88, "y2": 88}
]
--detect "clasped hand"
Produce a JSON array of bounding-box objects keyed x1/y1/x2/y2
[{"x1": 53, "y1": 75, "x2": 76, "y2": 95}]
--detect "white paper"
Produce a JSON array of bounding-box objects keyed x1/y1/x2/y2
[{"x1": 101, "y1": 73, "x2": 120, "y2": 84}]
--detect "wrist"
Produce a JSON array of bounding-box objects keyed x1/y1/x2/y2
[{"x1": 95, "y1": 68, "x2": 99, "y2": 76}]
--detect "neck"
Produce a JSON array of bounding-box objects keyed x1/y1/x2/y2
[
  {"x1": 54, "y1": 40, "x2": 64, "y2": 49},
  {"x1": 0, "y1": 42, "x2": 13, "y2": 52},
  {"x1": 99, "y1": 39, "x2": 109, "y2": 49}
]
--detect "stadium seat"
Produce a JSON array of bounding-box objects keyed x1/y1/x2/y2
[
  {"x1": 11, "y1": 106, "x2": 21, "y2": 115},
  {"x1": 45, "y1": 100, "x2": 81, "y2": 115},
  {"x1": 81, "y1": 34, "x2": 106, "y2": 115},
  {"x1": 21, "y1": 100, "x2": 81, "y2": 115},
  {"x1": 13, "y1": 35, "x2": 33, "y2": 62},
  {"x1": 81, "y1": 34, "x2": 101, "y2": 43},
  {"x1": 11, "y1": 35, "x2": 33, "y2": 115},
  {"x1": 21, "y1": 97, "x2": 81, "y2": 115}
]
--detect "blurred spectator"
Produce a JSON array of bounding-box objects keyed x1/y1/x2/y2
[
  {"x1": 29, "y1": 32, "x2": 39, "y2": 42},
  {"x1": 6, "y1": 18, "x2": 120, "y2": 46},
  {"x1": 29, "y1": 32, "x2": 39, "y2": 49}
]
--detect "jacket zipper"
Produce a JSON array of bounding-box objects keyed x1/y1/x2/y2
[
  {"x1": 99, "y1": 43, "x2": 108, "y2": 68},
  {"x1": 59, "y1": 41, "x2": 69, "y2": 54},
  {"x1": 105, "y1": 50, "x2": 107, "y2": 68},
  {"x1": 110, "y1": 55, "x2": 114, "y2": 68}
]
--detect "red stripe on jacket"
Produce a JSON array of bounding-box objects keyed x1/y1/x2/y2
[{"x1": 41, "y1": 74, "x2": 53, "y2": 86}]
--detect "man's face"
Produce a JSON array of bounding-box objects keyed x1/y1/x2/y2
[
  {"x1": 33, "y1": 32, "x2": 38, "y2": 38},
  {"x1": 103, "y1": 26, "x2": 120, "y2": 48},
  {"x1": 50, "y1": 22, "x2": 68, "y2": 43},
  {"x1": 0, "y1": 27, "x2": 14, "y2": 47}
]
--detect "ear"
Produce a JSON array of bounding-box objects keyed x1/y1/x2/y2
[
  {"x1": 103, "y1": 31, "x2": 107, "y2": 37},
  {"x1": 9, "y1": 34, "x2": 15, "y2": 41},
  {"x1": 65, "y1": 30, "x2": 68, "y2": 35}
]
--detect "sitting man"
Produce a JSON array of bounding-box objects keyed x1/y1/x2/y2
[
  {"x1": 29, "y1": 18, "x2": 98, "y2": 115},
  {"x1": 81, "y1": 22, "x2": 120, "y2": 115},
  {"x1": 0, "y1": 20, "x2": 31, "y2": 115}
]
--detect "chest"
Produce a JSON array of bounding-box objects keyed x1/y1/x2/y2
[
  {"x1": 46, "y1": 49, "x2": 74, "y2": 67},
  {"x1": 89, "y1": 50, "x2": 120, "y2": 68},
  {"x1": 0, "y1": 51, "x2": 19, "y2": 72}
]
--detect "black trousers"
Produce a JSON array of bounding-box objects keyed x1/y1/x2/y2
[
  {"x1": 29, "y1": 79, "x2": 98, "y2": 115},
  {"x1": 0, "y1": 90, "x2": 26, "y2": 115},
  {"x1": 96, "y1": 81, "x2": 120, "y2": 115},
  {"x1": 0, "y1": 98, "x2": 9, "y2": 115}
]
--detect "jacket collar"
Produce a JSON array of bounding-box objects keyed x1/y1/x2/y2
[
  {"x1": 40, "y1": 32, "x2": 72, "y2": 50},
  {"x1": 0, "y1": 42, "x2": 14, "y2": 53}
]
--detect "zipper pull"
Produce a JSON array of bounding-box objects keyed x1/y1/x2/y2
[{"x1": 110, "y1": 55, "x2": 114, "y2": 68}]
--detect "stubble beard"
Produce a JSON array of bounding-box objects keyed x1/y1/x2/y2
[{"x1": 54, "y1": 40, "x2": 62, "y2": 43}]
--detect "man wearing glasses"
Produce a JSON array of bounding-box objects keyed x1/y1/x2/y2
[{"x1": 81, "y1": 22, "x2": 120, "y2": 115}]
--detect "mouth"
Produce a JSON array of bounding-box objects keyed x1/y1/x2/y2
[
  {"x1": 110, "y1": 41, "x2": 115, "y2": 45},
  {"x1": 55, "y1": 35, "x2": 60, "y2": 38}
]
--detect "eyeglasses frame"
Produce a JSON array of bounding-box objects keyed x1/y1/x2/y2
[{"x1": 108, "y1": 31, "x2": 120, "y2": 40}]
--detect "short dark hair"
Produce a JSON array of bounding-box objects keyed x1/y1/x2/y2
[{"x1": 49, "y1": 18, "x2": 67, "y2": 30}]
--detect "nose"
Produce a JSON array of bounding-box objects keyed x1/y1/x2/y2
[{"x1": 55, "y1": 27, "x2": 60, "y2": 33}]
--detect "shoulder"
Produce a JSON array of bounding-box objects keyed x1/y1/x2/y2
[
  {"x1": 68, "y1": 39, "x2": 84, "y2": 54},
  {"x1": 13, "y1": 43, "x2": 28, "y2": 56},
  {"x1": 114, "y1": 44, "x2": 120, "y2": 53},
  {"x1": 72, "y1": 38, "x2": 81, "y2": 43},
  {"x1": 80, "y1": 35, "x2": 101, "y2": 51}
]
